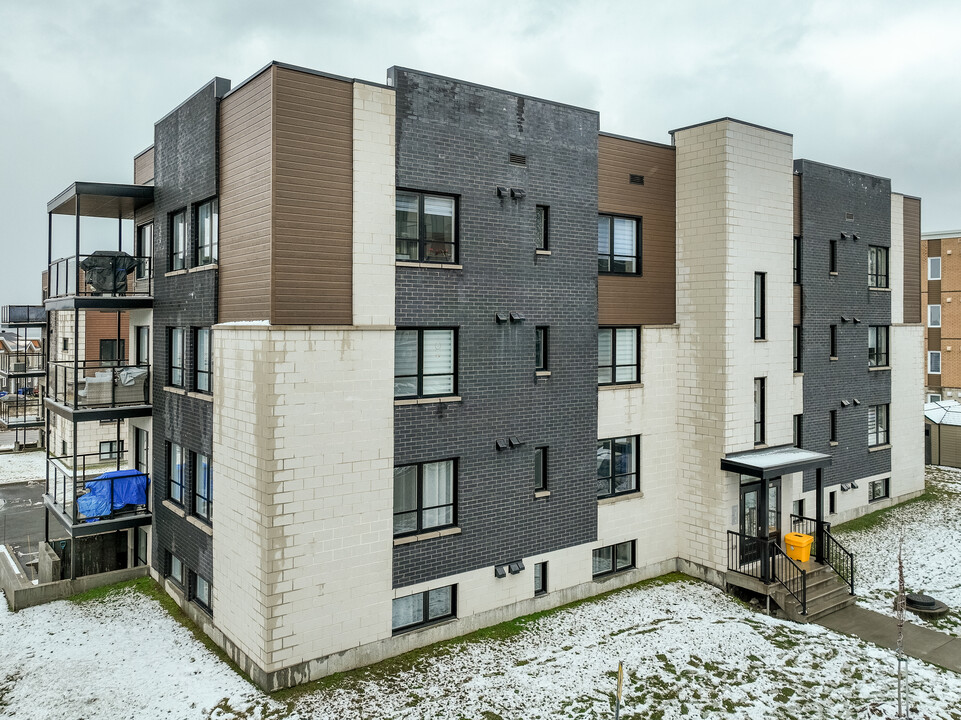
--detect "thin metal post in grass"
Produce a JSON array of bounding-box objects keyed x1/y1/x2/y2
[{"x1": 615, "y1": 660, "x2": 623, "y2": 720}]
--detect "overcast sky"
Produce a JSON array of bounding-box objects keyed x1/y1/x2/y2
[{"x1": 2, "y1": 0, "x2": 959, "y2": 305}]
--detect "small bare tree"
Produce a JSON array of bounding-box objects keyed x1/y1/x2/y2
[{"x1": 896, "y1": 531, "x2": 908, "y2": 719}]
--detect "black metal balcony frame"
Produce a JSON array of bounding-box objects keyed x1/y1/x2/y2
[
  {"x1": 46, "y1": 449, "x2": 151, "y2": 528},
  {"x1": 47, "y1": 254, "x2": 153, "y2": 301},
  {"x1": 0, "y1": 395, "x2": 43, "y2": 428},
  {"x1": 0, "y1": 351, "x2": 46, "y2": 376},
  {"x1": 1, "y1": 305, "x2": 47, "y2": 325},
  {"x1": 47, "y1": 360, "x2": 151, "y2": 410}
]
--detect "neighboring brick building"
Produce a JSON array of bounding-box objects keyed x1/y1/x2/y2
[
  {"x1": 921, "y1": 229, "x2": 961, "y2": 402},
  {"x1": 29, "y1": 62, "x2": 925, "y2": 691}
]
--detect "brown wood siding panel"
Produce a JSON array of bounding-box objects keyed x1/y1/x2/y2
[
  {"x1": 940, "y1": 425, "x2": 961, "y2": 468},
  {"x1": 270, "y1": 67, "x2": 353, "y2": 326},
  {"x1": 597, "y1": 135, "x2": 675, "y2": 325},
  {"x1": 219, "y1": 68, "x2": 273, "y2": 322},
  {"x1": 84, "y1": 311, "x2": 130, "y2": 365},
  {"x1": 134, "y1": 147, "x2": 155, "y2": 186},
  {"x1": 928, "y1": 420, "x2": 941, "y2": 465},
  {"x1": 903, "y1": 197, "x2": 921, "y2": 323},
  {"x1": 793, "y1": 174, "x2": 802, "y2": 237},
  {"x1": 929, "y1": 327, "x2": 941, "y2": 346},
  {"x1": 794, "y1": 284, "x2": 802, "y2": 326}
]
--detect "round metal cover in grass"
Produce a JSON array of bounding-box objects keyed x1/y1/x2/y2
[{"x1": 906, "y1": 593, "x2": 937, "y2": 610}]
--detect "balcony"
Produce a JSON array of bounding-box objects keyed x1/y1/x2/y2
[
  {"x1": 45, "y1": 449, "x2": 151, "y2": 537},
  {"x1": 46, "y1": 361, "x2": 151, "y2": 422},
  {"x1": 0, "y1": 393, "x2": 43, "y2": 429},
  {"x1": 0, "y1": 351, "x2": 45, "y2": 378},
  {"x1": 46, "y1": 253, "x2": 153, "y2": 309},
  {"x1": 1, "y1": 305, "x2": 47, "y2": 326}
]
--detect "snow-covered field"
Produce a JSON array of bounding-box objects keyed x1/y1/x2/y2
[
  {"x1": 0, "y1": 450, "x2": 45, "y2": 486},
  {"x1": 2, "y1": 577, "x2": 959, "y2": 719},
  {"x1": 838, "y1": 465, "x2": 961, "y2": 636}
]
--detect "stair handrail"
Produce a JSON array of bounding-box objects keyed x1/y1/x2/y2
[
  {"x1": 771, "y1": 542, "x2": 808, "y2": 616},
  {"x1": 822, "y1": 527, "x2": 855, "y2": 595}
]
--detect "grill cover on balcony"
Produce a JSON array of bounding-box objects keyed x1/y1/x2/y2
[
  {"x1": 79, "y1": 251, "x2": 140, "y2": 293},
  {"x1": 76, "y1": 469, "x2": 149, "y2": 520}
]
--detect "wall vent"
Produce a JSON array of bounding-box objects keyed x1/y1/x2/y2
[
  {"x1": 629, "y1": 174, "x2": 645, "y2": 185},
  {"x1": 845, "y1": 212, "x2": 855, "y2": 221},
  {"x1": 509, "y1": 153, "x2": 527, "y2": 167}
]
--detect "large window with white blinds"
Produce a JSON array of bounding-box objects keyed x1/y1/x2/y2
[
  {"x1": 396, "y1": 191, "x2": 457, "y2": 263},
  {"x1": 394, "y1": 329, "x2": 457, "y2": 398},
  {"x1": 597, "y1": 214, "x2": 640, "y2": 274},
  {"x1": 393, "y1": 458, "x2": 456, "y2": 537},
  {"x1": 598, "y1": 327, "x2": 639, "y2": 385}
]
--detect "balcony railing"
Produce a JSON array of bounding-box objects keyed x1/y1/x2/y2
[
  {"x1": 47, "y1": 253, "x2": 152, "y2": 299},
  {"x1": 727, "y1": 530, "x2": 808, "y2": 615},
  {"x1": 0, "y1": 395, "x2": 43, "y2": 427},
  {"x1": 48, "y1": 361, "x2": 150, "y2": 409},
  {"x1": 1, "y1": 305, "x2": 47, "y2": 325},
  {"x1": 47, "y1": 450, "x2": 150, "y2": 525},
  {"x1": 0, "y1": 352, "x2": 45, "y2": 375}
]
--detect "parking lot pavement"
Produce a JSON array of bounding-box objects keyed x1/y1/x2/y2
[{"x1": 0, "y1": 480, "x2": 49, "y2": 579}]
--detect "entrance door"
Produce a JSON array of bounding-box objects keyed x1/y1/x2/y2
[{"x1": 739, "y1": 478, "x2": 782, "y2": 565}]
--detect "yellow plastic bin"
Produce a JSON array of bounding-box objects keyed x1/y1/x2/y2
[{"x1": 784, "y1": 532, "x2": 814, "y2": 563}]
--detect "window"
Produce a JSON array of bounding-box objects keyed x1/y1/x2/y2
[
  {"x1": 597, "y1": 215, "x2": 640, "y2": 274},
  {"x1": 793, "y1": 236, "x2": 801, "y2": 284},
  {"x1": 170, "y1": 210, "x2": 186, "y2": 271},
  {"x1": 868, "y1": 246, "x2": 888, "y2": 288},
  {"x1": 136, "y1": 326, "x2": 150, "y2": 365},
  {"x1": 830, "y1": 325, "x2": 838, "y2": 358},
  {"x1": 829, "y1": 240, "x2": 838, "y2": 273},
  {"x1": 395, "y1": 192, "x2": 456, "y2": 263},
  {"x1": 754, "y1": 378, "x2": 766, "y2": 445},
  {"x1": 868, "y1": 326, "x2": 889, "y2": 367},
  {"x1": 392, "y1": 585, "x2": 455, "y2": 633},
  {"x1": 592, "y1": 541, "x2": 635, "y2": 577},
  {"x1": 535, "y1": 327, "x2": 548, "y2": 371},
  {"x1": 168, "y1": 553, "x2": 185, "y2": 586},
  {"x1": 99, "y1": 339, "x2": 125, "y2": 366},
  {"x1": 169, "y1": 328, "x2": 185, "y2": 387},
  {"x1": 598, "y1": 328, "x2": 638, "y2": 385},
  {"x1": 794, "y1": 414, "x2": 803, "y2": 448},
  {"x1": 393, "y1": 459, "x2": 455, "y2": 537},
  {"x1": 929, "y1": 305, "x2": 942, "y2": 328},
  {"x1": 99, "y1": 440, "x2": 122, "y2": 461},
  {"x1": 62, "y1": 337, "x2": 68, "y2": 352},
  {"x1": 193, "y1": 573, "x2": 212, "y2": 610},
  {"x1": 135, "y1": 223, "x2": 153, "y2": 279},
  {"x1": 929, "y1": 256, "x2": 942, "y2": 280},
  {"x1": 928, "y1": 393, "x2": 943, "y2": 403},
  {"x1": 754, "y1": 273, "x2": 765, "y2": 340},
  {"x1": 169, "y1": 442, "x2": 185, "y2": 504},
  {"x1": 196, "y1": 199, "x2": 218, "y2": 266},
  {"x1": 793, "y1": 326, "x2": 802, "y2": 373},
  {"x1": 929, "y1": 351, "x2": 942, "y2": 374},
  {"x1": 535, "y1": 205, "x2": 549, "y2": 250},
  {"x1": 394, "y1": 329, "x2": 456, "y2": 398},
  {"x1": 135, "y1": 428, "x2": 149, "y2": 474},
  {"x1": 194, "y1": 328, "x2": 211, "y2": 393},
  {"x1": 869, "y1": 478, "x2": 890, "y2": 502},
  {"x1": 135, "y1": 527, "x2": 148, "y2": 567},
  {"x1": 194, "y1": 453, "x2": 212, "y2": 522},
  {"x1": 868, "y1": 404, "x2": 889, "y2": 447},
  {"x1": 829, "y1": 491, "x2": 837, "y2": 515},
  {"x1": 596, "y1": 436, "x2": 638, "y2": 499},
  {"x1": 534, "y1": 447, "x2": 548, "y2": 491},
  {"x1": 792, "y1": 499, "x2": 806, "y2": 519},
  {"x1": 830, "y1": 410, "x2": 838, "y2": 443},
  {"x1": 534, "y1": 562, "x2": 547, "y2": 595}
]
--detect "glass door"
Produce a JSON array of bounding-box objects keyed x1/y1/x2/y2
[{"x1": 739, "y1": 483, "x2": 761, "y2": 564}]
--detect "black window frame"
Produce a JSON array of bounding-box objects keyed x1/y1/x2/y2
[
  {"x1": 793, "y1": 235, "x2": 802, "y2": 284},
  {"x1": 134, "y1": 427, "x2": 149, "y2": 474},
  {"x1": 535, "y1": 326, "x2": 549, "y2": 372},
  {"x1": 868, "y1": 245, "x2": 889, "y2": 288},
  {"x1": 868, "y1": 325, "x2": 889, "y2": 368},
  {"x1": 168, "y1": 441, "x2": 185, "y2": 505},
  {"x1": 592, "y1": 540, "x2": 635, "y2": 578},
  {"x1": 192, "y1": 571, "x2": 212, "y2": 613},
  {"x1": 754, "y1": 377, "x2": 766, "y2": 446},
  {"x1": 135, "y1": 527, "x2": 148, "y2": 566},
  {"x1": 193, "y1": 451, "x2": 212, "y2": 523},
  {"x1": 534, "y1": 446, "x2": 548, "y2": 491},
  {"x1": 170, "y1": 209, "x2": 187, "y2": 272},
  {"x1": 829, "y1": 239, "x2": 838, "y2": 274},
  {"x1": 534, "y1": 561, "x2": 548, "y2": 596},
  {"x1": 792, "y1": 499, "x2": 806, "y2": 519},
  {"x1": 392, "y1": 458, "x2": 457, "y2": 538},
  {"x1": 830, "y1": 410, "x2": 838, "y2": 443},
  {"x1": 99, "y1": 440, "x2": 122, "y2": 461},
  {"x1": 868, "y1": 404, "x2": 890, "y2": 447},
  {"x1": 135, "y1": 325, "x2": 150, "y2": 365},
  {"x1": 596, "y1": 436, "x2": 639, "y2": 499},
  {"x1": 598, "y1": 327, "x2": 639, "y2": 385},
  {"x1": 830, "y1": 325, "x2": 838, "y2": 358},
  {"x1": 754, "y1": 272, "x2": 766, "y2": 340},
  {"x1": 99, "y1": 338, "x2": 125, "y2": 366},
  {"x1": 794, "y1": 414, "x2": 803, "y2": 448},
  {"x1": 167, "y1": 551, "x2": 185, "y2": 587},
  {"x1": 597, "y1": 213, "x2": 641, "y2": 275},
  {"x1": 869, "y1": 478, "x2": 890, "y2": 502},
  {"x1": 793, "y1": 325, "x2": 802, "y2": 373},
  {"x1": 535, "y1": 205, "x2": 549, "y2": 251},
  {"x1": 829, "y1": 490, "x2": 837, "y2": 515},
  {"x1": 395, "y1": 190, "x2": 458, "y2": 264},
  {"x1": 391, "y1": 585, "x2": 456, "y2": 634},
  {"x1": 169, "y1": 328, "x2": 185, "y2": 388},
  {"x1": 394, "y1": 328, "x2": 457, "y2": 399},
  {"x1": 195, "y1": 197, "x2": 219, "y2": 267},
  {"x1": 135, "y1": 222, "x2": 153, "y2": 280},
  {"x1": 194, "y1": 327, "x2": 212, "y2": 394}
]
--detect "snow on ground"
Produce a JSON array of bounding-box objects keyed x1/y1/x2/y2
[
  {"x1": 0, "y1": 450, "x2": 45, "y2": 486},
  {"x1": 837, "y1": 465, "x2": 961, "y2": 636},
  {"x1": 3, "y1": 578, "x2": 960, "y2": 720}
]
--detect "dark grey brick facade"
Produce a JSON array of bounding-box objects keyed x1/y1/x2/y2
[
  {"x1": 389, "y1": 68, "x2": 600, "y2": 588},
  {"x1": 150, "y1": 78, "x2": 229, "y2": 590},
  {"x1": 796, "y1": 159, "x2": 892, "y2": 492}
]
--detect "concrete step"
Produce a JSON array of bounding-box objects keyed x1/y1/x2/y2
[{"x1": 772, "y1": 572, "x2": 855, "y2": 624}]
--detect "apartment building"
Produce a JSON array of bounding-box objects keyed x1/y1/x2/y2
[
  {"x1": 921, "y1": 229, "x2": 961, "y2": 402},
  {"x1": 29, "y1": 62, "x2": 924, "y2": 690}
]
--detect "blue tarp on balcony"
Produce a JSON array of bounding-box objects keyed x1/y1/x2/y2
[{"x1": 76, "y1": 469, "x2": 149, "y2": 520}]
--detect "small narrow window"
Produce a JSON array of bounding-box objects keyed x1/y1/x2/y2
[
  {"x1": 754, "y1": 378, "x2": 766, "y2": 445},
  {"x1": 793, "y1": 326, "x2": 802, "y2": 373},
  {"x1": 194, "y1": 453, "x2": 212, "y2": 522},
  {"x1": 868, "y1": 246, "x2": 889, "y2": 288},
  {"x1": 829, "y1": 240, "x2": 838, "y2": 273},
  {"x1": 534, "y1": 562, "x2": 548, "y2": 595},
  {"x1": 170, "y1": 210, "x2": 186, "y2": 271},
  {"x1": 196, "y1": 199, "x2": 219, "y2": 266},
  {"x1": 169, "y1": 328, "x2": 185, "y2": 387},
  {"x1": 135, "y1": 223, "x2": 153, "y2": 279},
  {"x1": 754, "y1": 273, "x2": 766, "y2": 340},
  {"x1": 195, "y1": 328, "x2": 211, "y2": 393},
  {"x1": 830, "y1": 325, "x2": 838, "y2": 358},
  {"x1": 168, "y1": 553, "x2": 185, "y2": 586},
  {"x1": 830, "y1": 410, "x2": 838, "y2": 443},
  {"x1": 929, "y1": 257, "x2": 942, "y2": 280},
  {"x1": 535, "y1": 206, "x2": 549, "y2": 250},
  {"x1": 829, "y1": 491, "x2": 837, "y2": 515},
  {"x1": 793, "y1": 236, "x2": 802, "y2": 284},
  {"x1": 534, "y1": 446, "x2": 548, "y2": 491},
  {"x1": 793, "y1": 414, "x2": 803, "y2": 448},
  {"x1": 535, "y1": 326, "x2": 549, "y2": 371},
  {"x1": 929, "y1": 305, "x2": 942, "y2": 328},
  {"x1": 136, "y1": 326, "x2": 150, "y2": 365},
  {"x1": 135, "y1": 428, "x2": 149, "y2": 474},
  {"x1": 929, "y1": 351, "x2": 942, "y2": 374},
  {"x1": 792, "y1": 499, "x2": 805, "y2": 519},
  {"x1": 169, "y1": 442, "x2": 185, "y2": 504},
  {"x1": 193, "y1": 573, "x2": 212, "y2": 610}
]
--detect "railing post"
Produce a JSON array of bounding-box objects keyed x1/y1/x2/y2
[
  {"x1": 760, "y1": 537, "x2": 770, "y2": 583},
  {"x1": 815, "y1": 468, "x2": 825, "y2": 564}
]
